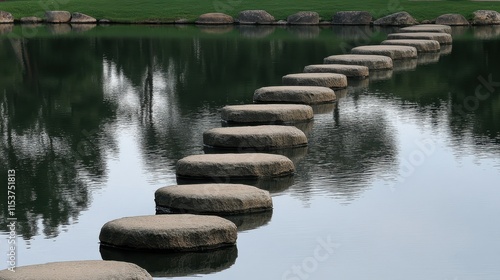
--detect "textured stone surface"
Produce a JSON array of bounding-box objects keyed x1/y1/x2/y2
[
  {"x1": 351, "y1": 45, "x2": 417, "y2": 60},
  {"x1": 155, "y1": 184, "x2": 272, "y2": 214},
  {"x1": 176, "y1": 153, "x2": 295, "y2": 179},
  {"x1": 196, "y1": 13, "x2": 234, "y2": 25},
  {"x1": 203, "y1": 125, "x2": 308, "y2": 150},
  {"x1": 0, "y1": 260, "x2": 152, "y2": 280},
  {"x1": 70, "y1": 12, "x2": 97, "y2": 23},
  {"x1": 435, "y1": 14, "x2": 469, "y2": 26},
  {"x1": 45, "y1": 11, "x2": 71, "y2": 23},
  {"x1": 373, "y1": 11, "x2": 417, "y2": 26},
  {"x1": 380, "y1": 39, "x2": 441, "y2": 53},
  {"x1": 0, "y1": 11, "x2": 14, "y2": 23},
  {"x1": 287, "y1": 11, "x2": 320, "y2": 25},
  {"x1": 303, "y1": 64, "x2": 369, "y2": 78},
  {"x1": 100, "y1": 215, "x2": 237, "y2": 251},
  {"x1": 387, "y1": 32, "x2": 453, "y2": 44},
  {"x1": 253, "y1": 86, "x2": 336, "y2": 104},
  {"x1": 237, "y1": 10, "x2": 275, "y2": 24},
  {"x1": 221, "y1": 104, "x2": 313, "y2": 124},
  {"x1": 324, "y1": 54, "x2": 393, "y2": 70},
  {"x1": 399, "y1": 24, "x2": 452, "y2": 34},
  {"x1": 282, "y1": 73, "x2": 347, "y2": 88},
  {"x1": 472, "y1": 10, "x2": 500, "y2": 25},
  {"x1": 332, "y1": 11, "x2": 372, "y2": 25},
  {"x1": 20, "y1": 16, "x2": 43, "y2": 23}
]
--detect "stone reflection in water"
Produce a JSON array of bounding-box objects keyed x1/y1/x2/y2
[
  {"x1": 222, "y1": 211, "x2": 273, "y2": 232},
  {"x1": 71, "y1": 24, "x2": 97, "y2": 33},
  {"x1": 440, "y1": 44, "x2": 452, "y2": 56},
  {"x1": 311, "y1": 102, "x2": 336, "y2": 114},
  {"x1": 237, "y1": 25, "x2": 276, "y2": 38},
  {"x1": 100, "y1": 245, "x2": 238, "y2": 277},
  {"x1": 473, "y1": 25, "x2": 500, "y2": 39},
  {"x1": 198, "y1": 25, "x2": 234, "y2": 34},
  {"x1": 369, "y1": 69, "x2": 393, "y2": 82},
  {"x1": 287, "y1": 26, "x2": 321, "y2": 39},
  {"x1": 0, "y1": 24, "x2": 13, "y2": 35},
  {"x1": 46, "y1": 24, "x2": 72, "y2": 35},
  {"x1": 177, "y1": 175, "x2": 295, "y2": 193},
  {"x1": 204, "y1": 146, "x2": 309, "y2": 166},
  {"x1": 417, "y1": 52, "x2": 440, "y2": 65},
  {"x1": 393, "y1": 58, "x2": 417, "y2": 72}
]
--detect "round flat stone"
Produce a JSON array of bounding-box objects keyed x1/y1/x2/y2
[
  {"x1": 176, "y1": 153, "x2": 295, "y2": 179},
  {"x1": 380, "y1": 39, "x2": 440, "y2": 53},
  {"x1": 351, "y1": 45, "x2": 417, "y2": 60},
  {"x1": 99, "y1": 214, "x2": 237, "y2": 251},
  {"x1": 303, "y1": 64, "x2": 369, "y2": 78},
  {"x1": 203, "y1": 125, "x2": 307, "y2": 150},
  {"x1": 253, "y1": 86, "x2": 336, "y2": 104},
  {"x1": 399, "y1": 24, "x2": 452, "y2": 34},
  {"x1": 387, "y1": 32, "x2": 453, "y2": 45},
  {"x1": 0, "y1": 260, "x2": 152, "y2": 280},
  {"x1": 324, "y1": 54, "x2": 393, "y2": 70},
  {"x1": 155, "y1": 184, "x2": 272, "y2": 215},
  {"x1": 221, "y1": 104, "x2": 313, "y2": 124},
  {"x1": 282, "y1": 73, "x2": 347, "y2": 88}
]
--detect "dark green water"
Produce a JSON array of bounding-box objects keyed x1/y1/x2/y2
[{"x1": 0, "y1": 25, "x2": 499, "y2": 279}]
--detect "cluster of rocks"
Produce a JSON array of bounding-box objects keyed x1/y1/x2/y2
[{"x1": 0, "y1": 10, "x2": 99, "y2": 24}]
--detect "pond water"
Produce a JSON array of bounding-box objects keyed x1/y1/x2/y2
[{"x1": 1, "y1": 25, "x2": 500, "y2": 280}]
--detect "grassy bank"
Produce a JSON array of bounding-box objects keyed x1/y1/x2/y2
[{"x1": 1, "y1": 0, "x2": 500, "y2": 22}]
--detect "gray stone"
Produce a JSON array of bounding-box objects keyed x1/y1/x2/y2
[
  {"x1": 324, "y1": 54, "x2": 393, "y2": 70},
  {"x1": 70, "y1": 12, "x2": 97, "y2": 23},
  {"x1": 221, "y1": 104, "x2": 313, "y2": 124},
  {"x1": 176, "y1": 153, "x2": 295, "y2": 179},
  {"x1": 175, "y1": 18, "x2": 190, "y2": 24},
  {"x1": 399, "y1": 24, "x2": 452, "y2": 34},
  {"x1": 351, "y1": 45, "x2": 417, "y2": 60},
  {"x1": 196, "y1": 13, "x2": 234, "y2": 25},
  {"x1": 253, "y1": 86, "x2": 336, "y2": 104},
  {"x1": 287, "y1": 11, "x2": 320, "y2": 25},
  {"x1": 20, "y1": 17, "x2": 43, "y2": 24},
  {"x1": 472, "y1": 10, "x2": 500, "y2": 25},
  {"x1": 373, "y1": 11, "x2": 417, "y2": 26},
  {"x1": 45, "y1": 11, "x2": 71, "y2": 23},
  {"x1": 155, "y1": 184, "x2": 273, "y2": 215},
  {"x1": 435, "y1": 14, "x2": 469, "y2": 26},
  {"x1": 237, "y1": 10, "x2": 275, "y2": 24},
  {"x1": 380, "y1": 39, "x2": 441, "y2": 53},
  {"x1": 275, "y1": 20, "x2": 288, "y2": 25},
  {"x1": 304, "y1": 64, "x2": 369, "y2": 78},
  {"x1": 99, "y1": 19, "x2": 111, "y2": 24},
  {"x1": 100, "y1": 215, "x2": 237, "y2": 251},
  {"x1": 203, "y1": 125, "x2": 308, "y2": 150},
  {"x1": 0, "y1": 260, "x2": 152, "y2": 280},
  {"x1": 0, "y1": 11, "x2": 14, "y2": 23},
  {"x1": 332, "y1": 11, "x2": 372, "y2": 25},
  {"x1": 282, "y1": 73, "x2": 347, "y2": 88},
  {"x1": 387, "y1": 32, "x2": 453, "y2": 44}
]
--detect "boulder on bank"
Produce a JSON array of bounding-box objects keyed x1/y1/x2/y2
[
  {"x1": 237, "y1": 10, "x2": 275, "y2": 24},
  {"x1": 45, "y1": 11, "x2": 71, "y2": 23},
  {"x1": 373, "y1": 11, "x2": 417, "y2": 26},
  {"x1": 287, "y1": 11, "x2": 320, "y2": 25},
  {"x1": 0, "y1": 11, "x2": 14, "y2": 23},
  {"x1": 435, "y1": 14, "x2": 469, "y2": 26},
  {"x1": 20, "y1": 16, "x2": 44, "y2": 23},
  {"x1": 70, "y1": 12, "x2": 97, "y2": 23},
  {"x1": 472, "y1": 10, "x2": 500, "y2": 25},
  {"x1": 332, "y1": 11, "x2": 372, "y2": 25},
  {"x1": 196, "y1": 13, "x2": 234, "y2": 25}
]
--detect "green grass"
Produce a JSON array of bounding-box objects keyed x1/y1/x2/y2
[{"x1": 1, "y1": 0, "x2": 500, "y2": 22}]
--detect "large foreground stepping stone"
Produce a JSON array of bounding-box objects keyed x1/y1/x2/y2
[
  {"x1": 399, "y1": 24, "x2": 452, "y2": 34},
  {"x1": 203, "y1": 125, "x2": 308, "y2": 150},
  {"x1": 282, "y1": 73, "x2": 347, "y2": 88},
  {"x1": 380, "y1": 39, "x2": 440, "y2": 53},
  {"x1": 253, "y1": 86, "x2": 336, "y2": 104},
  {"x1": 303, "y1": 64, "x2": 369, "y2": 78},
  {"x1": 176, "y1": 153, "x2": 295, "y2": 179},
  {"x1": 387, "y1": 32, "x2": 452, "y2": 45},
  {"x1": 0, "y1": 260, "x2": 152, "y2": 280},
  {"x1": 351, "y1": 45, "x2": 417, "y2": 60},
  {"x1": 100, "y1": 215, "x2": 237, "y2": 251},
  {"x1": 155, "y1": 184, "x2": 272, "y2": 215},
  {"x1": 221, "y1": 104, "x2": 313, "y2": 124},
  {"x1": 324, "y1": 54, "x2": 393, "y2": 70}
]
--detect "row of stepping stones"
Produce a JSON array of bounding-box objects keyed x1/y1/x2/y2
[{"x1": 0, "y1": 23, "x2": 454, "y2": 279}]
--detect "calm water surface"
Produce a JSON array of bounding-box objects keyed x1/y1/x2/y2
[{"x1": 1, "y1": 25, "x2": 500, "y2": 280}]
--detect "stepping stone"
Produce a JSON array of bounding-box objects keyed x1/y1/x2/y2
[
  {"x1": 176, "y1": 153, "x2": 295, "y2": 179},
  {"x1": 0, "y1": 260, "x2": 152, "y2": 280},
  {"x1": 324, "y1": 54, "x2": 393, "y2": 70},
  {"x1": 253, "y1": 86, "x2": 336, "y2": 104},
  {"x1": 100, "y1": 214, "x2": 237, "y2": 251},
  {"x1": 221, "y1": 104, "x2": 313, "y2": 124},
  {"x1": 282, "y1": 73, "x2": 347, "y2": 88},
  {"x1": 380, "y1": 39, "x2": 440, "y2": 53},
  {"x1": 155, "y1": 184, "x2": 272, "y2": 215},
  {"x1": 399, "y1": 24, "x2": 452, "y2": 34},
  {"x1": 303, "y1": 64, "x2": 369, "y2": 78},
  {"x1": 203, "y1": 125, "x2": 308, "y2": 150},
  {"x1": 351, "y1": 45, "x2": 417, "y2": 60},
  {"x1": 387, "y1": 32, "x2": 452, "y2": 45}
]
